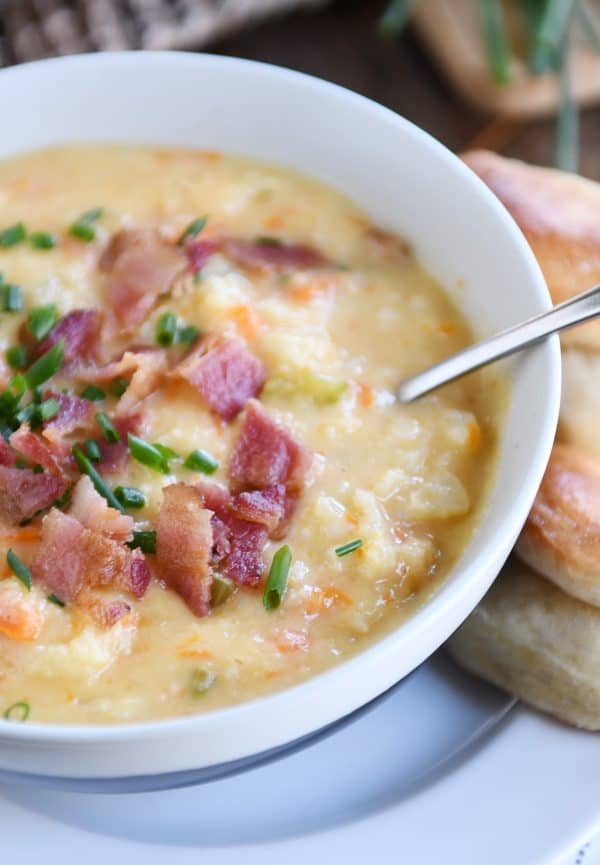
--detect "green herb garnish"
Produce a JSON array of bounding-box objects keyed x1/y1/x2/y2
[
  {"x1": 113, "y1": 485, "x2": 146, "y2": 510},
  {"x1": 479, "y1": 0, "x2": 511, "y2": 84},
  {"x1": 95, "y1": 410, "x2": 120, "y2": 443},
  {"x1": 184, "y1": 448, "x2": 218, "y2": 475},
  {"x1": 27, "y1": 304, "x2": 59, "y2": 341},
  {"x1": 177, "y1": 324, "x2": 200, "y2": 346},
  {"x1": 378, "y1": 0, "x2": 416, "y2": 37},
  {"x1": 81, "y1": 384, "x2": 105, "y2": 402},
  {"x1": 110, "y1": 378, "x2": 129, "y2": 397},
  {"x1": 7, "y1": 549, "x2": 32, "y2": 591},
  {"x1": 3, "y1": 701, "x2": 30, "y2": 722},
  {"x1": 30, "y1": 231, "x2": 58, "y2": 250},
  {"x1": 0, "y1": 223, "x2": 26, "y2": 248},
  {"x1": 335, "y1": 538, "x2": 363, "y2": 557},
  {"x1": 72, "y1": 444, "x2": 125, "y2": 513},
  {"x1": 155, "y1": 311, "x2": 177, "y2": 347},
  {"x1": 69, "y1": 207, "x2": 103, "y2": 243},
  {"x1": 128, "y1": 530, "x2": 156, "y2": 555},
  {"x1": 177, "y1": 216, "x2": 208, "y2": 246},
  {"x1": 128, "y1": 433, "x2": 170, "y2": 474},
  {"x1": 47, "y1": 593, "x2": 65, "y2": 607},
  {"x1": 211, "y1": 575, "x2": 234, "y2": 607},
  {"x1": 38, "y1": 397, "x2": 60, "y2": 423},
  {"x1": 2, "y1": 283, "x2": 22, "y2": 312},
  {"x1": 5, "y1": 346, "x2": 28, "y2": 370},
  {"x1": 84, "y1": 439, "x2": 101, "y2": 462},
  {"x1": 263, "y1": 545, "x2": 292, "y2": 611},
  {"x1": 25, "y1": 340, "x2": 64, "y2": 388}
]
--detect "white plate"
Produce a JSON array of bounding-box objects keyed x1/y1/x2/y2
[{"x1": 1, "y1": 653, "x2": 598, "y2": 865}]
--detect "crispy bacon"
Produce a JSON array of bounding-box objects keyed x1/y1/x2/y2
[
  {"x1": 0, "y1": 438, "x2": 14, "y2": 467},
  {"x1": 222, "y1": 237, "x2": 328, "y2": 271},
  {"x1": 229, "y1": 484, "x2": 286, "y2": 535},
  {"x1": 85, "y1": 597, "x2": 133, "y2": 629},
  {"x1": 101, "y1": 228, "x2": 186, "y2": 329},
  {"x1": 31, "y1": 508, "x2": 149, "y2": 602},
  {"x1": 10, "y1": 425, "x2": 65, "y2": 476},
  {"x1": 185, "y1": 237, "x2": 219, "y2": 273},
  {"x1": 42, "y1": 391, "x2": 94, "y2": 441},
  {"x1": 229, "y1": 400, "x2": 311, "y2": 494},
  {"x1": 174, "y1": 337, "x2": 266, "y2": 422},
  {"x1": 69, "y1": 476, "x2": 134, "y2": 543},
  {"x1": 96, "y1": 413, "x2": 144, "y2": 474},
  {"x1": 156, "y1": 483, "x2": 214, "y2": 616},
  {"x1": 76, "y1": 349, "x2": 168, "y2": 416},
  {"x1": 35, "y1": 309, "x2": 102, "y2": 365},
  {"x1": 0, "y1": 467, "x2": 66, "y2": 526}
]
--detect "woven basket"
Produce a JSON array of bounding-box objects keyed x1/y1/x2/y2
[{"x1": 0, "y1": 0, "x2": 326, "y2": 65}]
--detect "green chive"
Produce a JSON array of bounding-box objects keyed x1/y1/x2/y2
[
  {"x1": 5, "y1": 346, "x2": 28, "y2": 369},
  {"x1": 153, "y1": 442, "x2": 178, "y2": 460},
  {"x1": 81, "y1": 384, "x2": 105, "y2": 402},
  {"x1": 38, "y1": 397, "x2": 60, "y2": 422},
  {"x1": 189, "y1": 667, "x2": 215, "y2": 697},
  {"x1": 7, "y1": 549, "x2": 32, "y2": 591},
  {"x1": 0, "y1": 223, "x2": 26, "y2": 248},
  {"x1": 15, "y1": 403, "x2": 35, "y2": 426},
  {"x1": 2, "y1": 283, "x2": 22, "y2": 312},
  {"x1": 155, "y1": 311, "x2": 177, "y2": 347},
  {"x1": 211, "y1": 575, "x2": 234, "y2": 607},
  {"x1": 378, "y1": 0, "x2": 416, "y2": 37},
  {"x1": 95, "y1": 410, "x2": 120, "y2": 443},
  {"x1": 72, "y1": 445, "x2": 125, "y2": 512},
  {"x1": 263, "y1": 545, "x2": 292, "y2": 611},
  {"x1": 25, "y1": 340, "x2": 64, "y2": 388},
  {"x1": 177, "y1": 324, "x2": 200, "y2": 346},
  {"x1": 113, "y1": 485, "x2": 146, "y2": 509},
  {"x1": 84, "y1": 439, "x2": 101, "y2": 461},
  {"x1": 79, "y1": 207, "x2": 103, "y2": 223},
  {"x1": 128, "y1": 433, "x2": 170, "y2": 474},
  {"x1": 530, "y1": 0, "x2": 575, "y2": 73},
  {"x1": 478, "y1": 0, "x2": 512, "y2": 84},
  {"x1": 30, "y1": 231, "x2": 58, "y2": 250},
  {"x1": 69, "y1": 207, "x2": 103, "y2": 243},
  {"x1": 128, "y1": 529, "x2": 156, "y2": 554},
  {"x1": 110, "y1": 377, "x2": 129, "y2": 397},
  {"x1": 177, "y1": 216, "x2": 208, "y2": 245},
  {"x1": 3, "y1": 701, "x2": 30, "y2": 722},
  {"x1": 184, "y1": 448, "x2": 218, "y2": 475},
  {"x1": 27, "y1": 304, "x2": 59, "y2": 341},
  {"x1": 335, "y1": 538, "x2": 363, "y2": 557},
  {"x1": 47, "y1": 593, "x2": 65, "y2": 607}
]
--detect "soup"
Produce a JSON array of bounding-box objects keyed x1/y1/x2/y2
[{"x1": 0, "y1": 146, "x2": 502, "y2": 724}]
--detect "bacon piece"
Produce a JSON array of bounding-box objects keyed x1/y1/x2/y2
[
  {"x1": 0, "y1": 438, "x2": 14, "y2": 467},
  {"x1": 0, "y1": 467, "x2": 66, "y2": 525},
  {"x1": 69, "y1": 476, "x2": 134, "y2": 543},
  {"x1": 77, "y1": 349, "x2": 168, "y2": 416},
  {"x1": 10, "y1": 424, "x2": 65, "y2": 476},
  {"x1": 42, "y1": 391, "x2": 94, "y2": 442},
  {"x1": 96, "y1": 413, "x2": 144, "y2": 474},
  {"x1": 223, "y1": 237, "x2": 328, "y2": 271},
  {"x1": 35, "y1": 309, "x2": 102, "y2": 365},
  {"x1": 85, "y1": 597, "x2": 134, "y2": 629},
  {"x1": 174, "y1": 337, "x2": 266, "y2": 422},
  {"x1": 229, "y1": 484, "x2": 286, "y2": 535},
  {"x1": 185, "y1": 237, "x2": 219, "y2": 273},
  {"x1": 156, "y1": 483, "x2": 214, "y2": 616},
  {"x1": 31, "y1": 508, "x2": 149, "y2": 602},
  {"x1": 229, "y1": 400, "x2": 311, "y2": 494},
  {"x1": 101, "y1": 228, "x2": 186, "y2": 328}
]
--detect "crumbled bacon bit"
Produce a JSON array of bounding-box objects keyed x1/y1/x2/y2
[
  {"x1": 69, "y1": 476, "x2": 134, "y2": 543},
  {"x1": 0, "y1": 466, "x2": 66, "y2": 525},
  {"x1": 76, "y1": 349, "x2": 169, "y2": 416},
  {"x1": 185, "y1": 237, "x2": 219, "y2": 273},
  {"x1": 35, "y1": 309, "x2": 102, "y2": 365},
  {"x1": 222, "y1": 237, "x2": 328, "y2": 271},
  {"x1": 229, "y1": 484, "x2": 286, "y2": 535},
  {"x1": 0, "y1": 438, "x2": 15, "y2": 467},
  {"x1": 96, "y1": 413, "x2": 144, "y2": 474},
  {"x1": 173, "y1": 337, "x2": 266, "y2": 422},
  {"x1": 42, "y1": 391, "x2": 94, "y2": 441},
  {"x1": 10, "y1": 424, "x2": 65, "y2": 476}
]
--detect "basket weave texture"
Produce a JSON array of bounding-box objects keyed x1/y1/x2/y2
[{"x1": 0, "y1": 0, "x2": 325, "y2": 65}]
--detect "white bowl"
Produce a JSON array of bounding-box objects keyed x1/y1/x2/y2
[{"x1": 0, "y1": 52, "x2": 560, "y2": 791}]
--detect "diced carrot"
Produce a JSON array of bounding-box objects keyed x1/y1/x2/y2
[
  {"x1": 438, "y1": 321, "x2": 456, "y2": 335},
  {"x1": 275, "y1": 628, "x2": 310, "y2": 653},
  {"x1": 264, "y1": 215, "x2": 284, "y2": 231},
  {"x1": 357, "y1": 382, "x2": 375, "y2": 408},
  {"x1": 176, "y1": 635, "x2": 214, "y2": 660},
  {"x1": 467, "y1": 420, "x2": 481, "y2": 451},
  {"x1": 229, "y1": 304, "x2": 261, "y2": 340},
  {"x1": 345, "y1": 513, "x2": 360, "y2": 526},
  {"x1": 305, "y1": 586, "x2": 353, "y2": 615},
  {"x1": 0, "y1": 587, "x2": 43, "y2": 642},
  {"x1": 1, "y1": 526, "x2": 41, "y2": 543},
  {"x1": 289, "y1": 275, "x2": 336, "y2": 304}
]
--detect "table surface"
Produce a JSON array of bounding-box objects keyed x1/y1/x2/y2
[{"x1": 212, "y1": 0, "x2": 600, "y2": 180}]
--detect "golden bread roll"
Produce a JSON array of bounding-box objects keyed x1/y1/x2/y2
[
  {"x1": 462, "y1": 149, "x2": 600, "y2": 351},
  {"x1": 516, "y1": 443, "x2": 600, "y2": 607},
  {"x1": 448, "y1": 560, "x2": 600, "y2": 730},
  {"x1": 559, "y1": 349, "x2": 600, "y2": 457}
]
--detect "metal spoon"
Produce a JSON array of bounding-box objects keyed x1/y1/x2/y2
[{"x1": 396, "y1": 283, "x2": 600, "y2": 404}]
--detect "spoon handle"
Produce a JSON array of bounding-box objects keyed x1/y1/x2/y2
[{"x1": 396, "y1": 283, "x2": 600, "y2": 404}]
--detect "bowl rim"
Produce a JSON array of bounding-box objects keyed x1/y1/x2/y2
[{"x1": 0, "y1": 50, "x2": 561, "y2": 751}]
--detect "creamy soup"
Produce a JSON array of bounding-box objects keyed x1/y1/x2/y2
[{"x1": 0, "y1": 146, "x2": 503, "y2": 724}]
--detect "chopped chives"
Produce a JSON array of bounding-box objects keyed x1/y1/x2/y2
[
  {"x1": 128, "y1": 433, "x2": 170, "y2": 474},
  {"x1": 69, "y1": 207, "x2": 103, "y2": 243},
  {"x1": 15, "y1": 403, "x2": 35, "y2": 426},
  {"x1": 177, "y1": 216, "x2": 208, "y2": 245},
  {"x1": 3, "y1": 701, "x2": 30, "y2": 722},
  {"x1": 155, "y1": 311, "x2": 177, "y2": 347},
  {"x1": 47, "y1": 593, "x2": 65, "y2": 607},
  {"x1": 72, "y1": 444, "x2": 125, "y2": 513},
  {"x1": 113, "y1": 485, "x2": 146, "y2": 509},
  {"x1": 0, "y1": 223, "x2": 26, "y2": 248},
  {"x1": 263, "y1": 544, "x2": 292, "y2": 611},
  {"x1": 2, "y1": 283, "x2": 22, "y2": 312},
  {"x1": 95, "y1": 410, "x2": 120, "y2": 443},
  {"x1": 27, "y1": 304, "x2": 59, "y2": 341},
  {"x1": 334, "y1": 538, "x2": 363, "y2": 557},
  {"x1": 5, "y1": 345, "x2": 28, "y2": 369},
  {"x1": 78, "y1": 207, "x2": 103, "y2": 223},
  {"x1": 211, "y1": 575, "x2": 234, "y2": 607},
  {"x1": 110, "y1": 377, "x2": 129, "y2": 397},
  {"x1": 184, "y1": 448, "x2": 218, "y2": 475},
  {"x1": 378, "y1": 0, "x2": 417, "y2": 37},
  {"x1": 153, "y1": 442, "x2": 178, "y2": 460},
  {"x1": 84, "y1": 439, "x2": 101, "y2": 462},
  {"x1": 38, "y1": 397, "x2": 60, "y2": 422},
  {"x1": 81, "y1": 384, "x2": 105, "y2": 402},
  {"x1": 25, "y1": 340, "x2": 64, "y2": 388},
  {"x1": 30, "y1": 231, "x2": 58, "y2": 250},
  {"x1": 177, "y1": 324, "x2": 200, "y2": 346},
  {"x1": 128, "y1": 529, "x2": 156, "y2": 555},
  {"x1": 478, "y1": 0, "x2": 512, "y2": 84},
  {"x1": 189, "y1": 667, "x2": 215, "y2": 697},
  {"x1": 7, "y1": 549, "x2": 32, "y2": 591}
]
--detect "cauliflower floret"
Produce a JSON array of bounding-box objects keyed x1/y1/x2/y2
[
  {"x1": 193, "y1": 271, "x2": 252, "y2": 330},
  {"x1": 381, "y1": 468, "x2": 470, "y2": 520},
  {"x1": 259, "y1": 329, "x2": 341, "y2": 378},
  {"x1": 30, "y1": 620, "x2": 136, "y2": 682}
]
